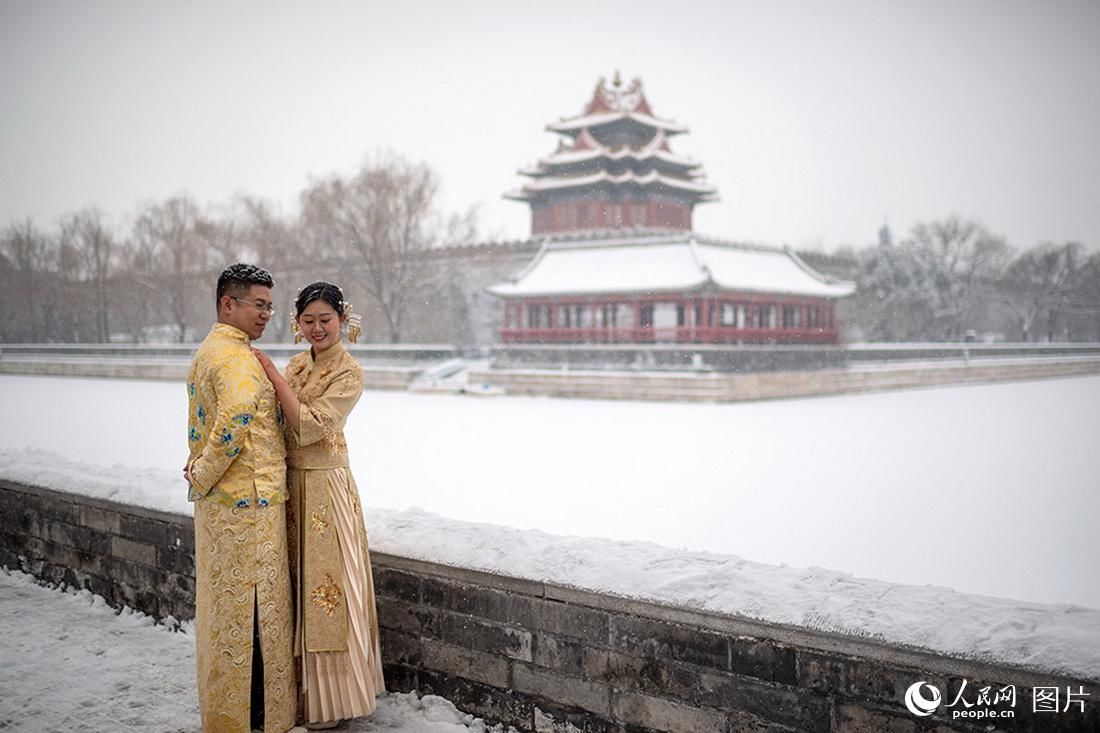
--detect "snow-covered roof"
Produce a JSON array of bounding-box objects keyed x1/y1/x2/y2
[
  {"x1": 521, "y1": 141, "x2": 701, "y2": 173},
  {"x1": 488, "y1": 234, "x2": 857, "y2": 298},
  {"x1": 507, "y1": 170, "x2": 718, "y2": 199},
  {"x1": 548, "y1": 111, "x2": 688, "y2": 136}
]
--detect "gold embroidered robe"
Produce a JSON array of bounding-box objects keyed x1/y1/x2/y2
[
  {"x1": 284, "y1": 341, "x2": 384, "y2": 722},
  {"x1": 186, "y1": 323, "x2": 296, "y2": 733}
]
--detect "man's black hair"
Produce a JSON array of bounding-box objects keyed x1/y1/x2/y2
[{"x1": 216, "y1": 263, "x2": 275, "y2": 306}]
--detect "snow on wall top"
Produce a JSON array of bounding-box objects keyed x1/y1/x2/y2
[
  {"x1": 488, "y1": 235, "x2": 856, "y2": 298},
  {"x1": 1, "y1": 449, "x2": 1096, "y2": 681}
]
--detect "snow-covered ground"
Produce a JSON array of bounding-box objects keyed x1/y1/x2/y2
[
  {"x1": 2, "y1": 374, "x2": 1099, "y2": 678},
  {"x1": 0, "y1": 568, "x2": 512, "y2": 732}
]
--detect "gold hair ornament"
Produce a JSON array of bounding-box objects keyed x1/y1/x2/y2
[
  {"x1": 342, "y1": 301, "x2": 362, "y2": 343},
  {"x1": 290, "y1": 310, "x2": 303, "y2": 344}
]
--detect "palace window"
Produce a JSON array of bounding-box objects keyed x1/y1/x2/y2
[
  {"x1": 616, "y1": 303, "x2": 634, "y2": 328},
  {"x1": 600, "y1": 304, "x2": 619, "y2": 328},
  {"x1": 721, "y1": 303, "x2": 735, "y2": 326},
  {"x1": 575, "y1": 304, "x2": 589, "y2": 328},
  {"x1": 527, "y1": 304, "x2": 551, "y2": 329},
  {"x1": 755, "y1": 304, "x2": 776, "y2": 329},
  {"x1": 653, "y1": 303, "x2": 678, "y2": 328}
]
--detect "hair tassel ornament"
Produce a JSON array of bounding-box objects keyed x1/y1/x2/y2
[
  {"x1": 343, "y1": 301, "x2": 363, "y2": 343},
  {"x1": 290, "y1": 311, "x2": 303, "y2": 344}
]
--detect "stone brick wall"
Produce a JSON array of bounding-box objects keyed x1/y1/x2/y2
[
  {"x1": 2, "y1": 479, "x2": 1097, "y2": 732},
  {"x1": 472, "y1": 356, "x2": 1100, "y2": 402},
  {"x1": 491, "y1": 345, "x2": 850, "y2": 373},
  {"x1": 0, "y1": 479, "x2": 195, "y2": 621},
  {"x1": 0, "y1": 343, "x2": 456, "y2": 388}
]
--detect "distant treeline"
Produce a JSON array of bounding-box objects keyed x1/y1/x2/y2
[
  {"x1": 1, "y1": 156, "x2": 1098, "y2": 344},
  {"x1": 834, "y1": 218, "x2": 1100, "y2": 342}
]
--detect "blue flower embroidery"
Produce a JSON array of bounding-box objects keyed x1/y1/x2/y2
[
  {"x1": 231, "y1": 413, "x2": 253, "y2": 427},
  {"x1": 225, "y1": 446, "x2": 241, "y2": 458},
  {"x1": 219, "y1": 428, "x2": 233, "y2": 444},
  {"x1": 197, "y1": 404, "x2": 206, "y2": 425},
  {"x1": 258, "y1": 498, "x2": 269, "y2": 507},
  {"x1": 187, "y1": 383, "x2": 195, "y2": 397},
  {"x1": 235, "y1": 498, "x2": 250, "y2": 508},
  {"x1": 188, "y1": 426, "x2": 201, "y2": 442}
]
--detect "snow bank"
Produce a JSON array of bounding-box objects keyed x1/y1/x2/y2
[{"x1": 0, "y1": 569, "x2": 515, "y2": 732}]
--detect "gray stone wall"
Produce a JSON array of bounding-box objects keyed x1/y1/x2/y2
[
  {"x1": 0, "y1": 480, "x2": 195, "y2": 621},
  {"x1": 490, "y1": 345, "x2": 850, "y2": 373},
  {"x1": 472, "y1": 356, "x2": 1100, "y2": 402},
  {"x1": 1, "y1": 479, "x2": 1096, "y2": 732}
]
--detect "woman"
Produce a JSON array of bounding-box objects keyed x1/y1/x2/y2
[{"x1": 253, "y1": 281, "x2": 384, "y2": 729}]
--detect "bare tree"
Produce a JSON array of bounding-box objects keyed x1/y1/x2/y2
[
  {"x1": 907, "y1": 216, "x2": 1010, "y2": 339},
  {"x1": 60, "y1": 208, "x2": 115, "y2": 342},
  {"x1": 852, "y1": 237, "x2": 935, "y2": 341},
  {"x1": 194, "y1": 208, "x2": 241, "y2": 268},
  {"x1": 131, "y1": 196, "x2": 205, "y2": 342},
  {"x1": 0, "y1": 219, "x2": 56, "y2": 341},
  {"x1": 236, "y1": 196, "x2": 299, "y2": 338},
  {"x1": 299, "y1": 154, "x2": 439, "y2": 342},
  {"x1": 1001, "y1": 242, "x2": 1082, "y2": 341}
]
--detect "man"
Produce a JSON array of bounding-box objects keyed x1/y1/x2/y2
[{"x1": 185, "y1": 263, "x2": 297, "y2": 733}]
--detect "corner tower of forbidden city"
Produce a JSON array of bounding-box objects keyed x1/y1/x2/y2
[
  {"x1": 491, "y1": 74, "x2": 855, "y2": 346},
  {"x1": 505, "y1": 73, "x2": 718, "y2": 235}
]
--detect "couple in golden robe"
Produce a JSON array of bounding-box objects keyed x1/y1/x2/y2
[{"x1": 184, "y1": 263, "x2": 384, "y2": 732}]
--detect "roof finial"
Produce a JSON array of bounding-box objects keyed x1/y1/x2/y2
[{"x1": 612, "y1": 69, "x2": 622, "y2": 88}]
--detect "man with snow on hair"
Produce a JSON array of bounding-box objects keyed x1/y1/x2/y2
[{"x1": 184, "y1": 263, "x2": 299, "y2": 733}]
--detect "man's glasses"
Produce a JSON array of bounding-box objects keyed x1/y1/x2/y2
[{"x1": 231, "y1": 296, "x2": 275, "y2": 314}]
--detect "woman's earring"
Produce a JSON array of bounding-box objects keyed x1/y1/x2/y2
[{"x1": 290, "y1": 316, "x2": 303, "y2": 344}]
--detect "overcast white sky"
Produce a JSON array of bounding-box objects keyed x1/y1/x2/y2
[{"x1": 2, "y1": 0, "x2": 1098, "y2": 252}]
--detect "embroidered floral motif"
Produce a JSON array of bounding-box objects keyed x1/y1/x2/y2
[
  {"x1": 310, "y1": 573, "x2": 343, "y2": 618},
  {"x1": 258, "y1": 497, "x2": 269, "y2": 507},
  {"x1": 316, "y1": 412, "x2": 343, "y2": 454},
  {"x1": 310, "y1": 505, "x2": 330, "y2": 534},
  {"x1": 187, "y1": 382, "x2": 195, "y2": 397},
  {"x1": 197, "y1": 403, "x2": 205, "y2": 425},
  {"x1": 231, "y1": 413, "x2": 253, "y2": 427},
  {"x1": 219, "y1": 427, "x2": 233, "y2": 444},
  {"x1": 235, "y1": 498, "x2": 250, "y2": 508},
  {"x1": 188, "y1": 426, "x2": 201, "y2": 442},
  {"x1": 225, "y1": 446, "x2": 241, "y2": 458}
]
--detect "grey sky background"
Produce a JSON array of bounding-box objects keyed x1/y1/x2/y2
[{"x1": 2, "y1": 0, "x2": 1098, "y2": 252}]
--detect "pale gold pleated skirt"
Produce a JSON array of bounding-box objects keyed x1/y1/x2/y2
[{"x1": 287, "y1": 466, "x2": 385, "y2": 723}]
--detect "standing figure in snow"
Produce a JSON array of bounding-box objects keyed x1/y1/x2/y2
[
  {"x1": 252, "y1": 281, "x2": 385, "y2": 729},
  {"x1": 184, "y1": 263, "x2": 298, "y2": 733}
]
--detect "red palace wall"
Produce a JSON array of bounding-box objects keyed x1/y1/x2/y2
[
  {"x1": 500, "y1": 293, "x2": 841, "y2": 345},
  {"x1": 531, "y1": 197, "x2": 693, "y2": 234}
]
